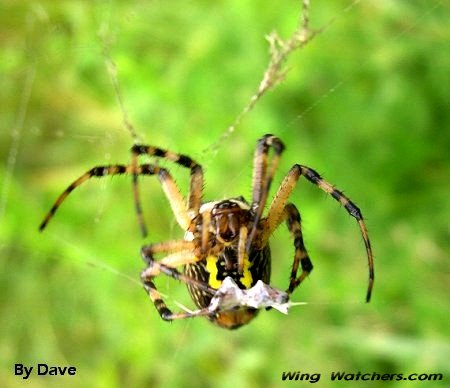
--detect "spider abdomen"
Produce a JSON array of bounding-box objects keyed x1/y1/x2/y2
[{"x1": 184, "y1": 245, "x2": 271, "y2": 329}]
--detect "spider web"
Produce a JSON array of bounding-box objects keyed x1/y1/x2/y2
[
  {"x1": 75, "y1": 0, "x2": 330, "y2": 310},
  {"x1": 1, "y1": 0, "x2": 443, "y2": 301},
  {"x1": 0, "y1": 0, "x2": 442, "y2": 304},
  {"x1": 1, "y1": 0, "x2": 445, "y2": 349}
]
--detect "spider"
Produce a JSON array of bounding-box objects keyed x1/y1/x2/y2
[{"x1": 40, "y1": 134, "x2": 374, "y2": 329}]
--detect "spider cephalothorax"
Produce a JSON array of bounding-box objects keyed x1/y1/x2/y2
[
  {"x1": 209, "y1": 199, "x2": 251, "y2": 244},
  {"x1": 40, "y1": 134, "x2": 374, "y2": 329}
]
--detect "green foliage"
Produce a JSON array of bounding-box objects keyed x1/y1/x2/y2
[{"x1": 1, "y1": 1, "x2": 448, "y2": 386}]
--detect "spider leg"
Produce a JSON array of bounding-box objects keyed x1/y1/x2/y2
[
  {"x1": 142, "y1": 279, "x2": 211, "y2": 321},
  {"x1": 141, "y1": 241, "x2": 201, "y2": 270},
  {"x1": 140, "y1": 242, "x2": 216, "y2": 321},
  {"x1": 284, "y1": 204, "x2": 313, "y2": 294},
  {"x1": 260, "y1": 202, "x2": 312, "y2": 295},
  {"x1": 39, "y1": 164, "x2": 163, "y2": 231},
  {"x1": 264, "y1": 164, "x2": 374, "y2": 302},
  {"x1": 237, "y1": 225, "x2": 249, "y2": 274},
  {"x1": 131, "y1": 145, "x2": 203, "y2": 236},
  {"x1": 248, "y1": 134, "x2": 285, "y2": 250}
]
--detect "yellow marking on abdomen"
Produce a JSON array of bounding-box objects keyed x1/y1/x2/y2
[
  {"x1": 206, "y1": 256, "x2": 222, "y2": 289},
  {"x1": 205, "y1": 255, "x2": 253, "y2": 289},
  {"x1": 240, "y1": 254, "x2": 253, "y2": 288}
]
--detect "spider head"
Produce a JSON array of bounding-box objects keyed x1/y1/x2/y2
[{"x1": 211, "y1": 199, "x2": 250, "y2": 244}]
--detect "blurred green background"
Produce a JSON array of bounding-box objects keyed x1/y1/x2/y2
[{"x1": 1, "y1": 1, "x2": 448, "y2": 387}]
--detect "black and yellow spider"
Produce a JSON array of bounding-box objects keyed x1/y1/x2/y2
[{"x1": 40, "y1": 134, "x2": 374, "y2": 329}]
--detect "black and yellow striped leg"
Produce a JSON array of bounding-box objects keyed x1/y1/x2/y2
[
  {"x1": 39, "y1": 164, "x2": 161, "y2": 231},
  {"x1": 283, "y1": 203, "x2": 313, "y2": 294},
  {"x1": 251, "y1": 134, "x2": 285, "y2": 211},
  {"x1": 141, "y1": 279, "x2": 212, "y2": 321},
  {"x1": 265, "y1": 164, "x2": 374, "y2": 302},
  {"x1": 140, "y1": 248, "x2": 216, "y2": 321},
  {"x1": 131, "y1": 144, "x2": 204, "y2": 236},
  {"x1": 248, "y1": 135, "x2": 286, "y2": 250}
]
